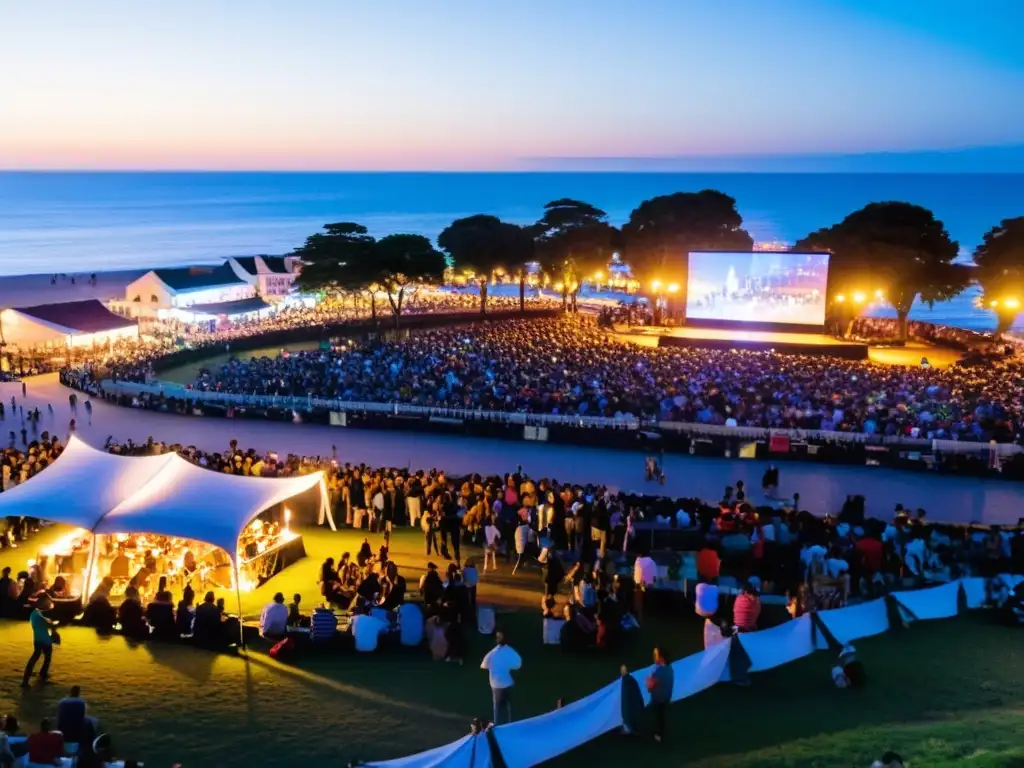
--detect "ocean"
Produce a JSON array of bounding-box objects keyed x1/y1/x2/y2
[{"x1": 2, "y1": 171, "x2": 1023, "y2": 329}]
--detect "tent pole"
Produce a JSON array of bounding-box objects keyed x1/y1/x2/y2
[
  {"x1": 82, "y1": 533, "x2": 99, "y2": 605},
  {"x1": 233, "y1": 556, "x2": 246, "y2": 650}
]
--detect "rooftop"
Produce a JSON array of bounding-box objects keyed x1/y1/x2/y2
[
  {"x1": 11, "y1": 299, "x2": 136, "y2": 334},
  {"x1": 153, "y1": 264, "x2": 246, "y2": 292}
]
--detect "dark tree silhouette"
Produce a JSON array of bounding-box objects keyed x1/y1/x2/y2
[
  {"x1": 622, "y1": 190, "x2": 753, "y2": 302},
  {"x1": 533, "y1": 199, "x2": 619, "y2": 312},
  {"x1": 437, "y1": 215, "x2": 533, "y2": 314},
  {"x1": 973, "y1": 217, "x2": 1024, "y2": 336},
  {"x1": 374, "y1": 233, "x2": 447, "y2": 328},
  {"x1": 797, "y1": 202, "x2": 965, "y2": 341}
]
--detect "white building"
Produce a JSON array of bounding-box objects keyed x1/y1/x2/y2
[
  {"x1": 1, "y1": 299, "x2": 139, "y2": 349},
  {"x1": 227, "y1": 256, "x2": 300, "y2": 300},
  {"x1": 123, "y1": 264, "x2": 255, "y2": 318}
]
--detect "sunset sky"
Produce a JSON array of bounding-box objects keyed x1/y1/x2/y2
[{"x1": 1, "y1": 0, "x2": 1022, "y2": 171}]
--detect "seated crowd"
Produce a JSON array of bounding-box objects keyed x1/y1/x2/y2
[
  {"x1": 0, "y1": 686, "x2": 140, "y2": 768},
  {"x1": 150, "y1": 316, "x2": 1024, "y2": 441}
]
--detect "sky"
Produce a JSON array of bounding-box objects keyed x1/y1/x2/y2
[{"x1": 1, "y1": 0, "x2": 1022, "y2": 171}]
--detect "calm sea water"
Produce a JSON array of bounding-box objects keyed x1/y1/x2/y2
[{"x1": 1, "y1": 172, "x2": 1023, "y2": 329}]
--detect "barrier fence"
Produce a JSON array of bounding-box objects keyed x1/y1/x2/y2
[
  {"x1": 361, "y1": 574, "x2": 1023, "y2": 768},
  {"x1": 98, "y1": 378, "x2": 1023, "y2": 456}
]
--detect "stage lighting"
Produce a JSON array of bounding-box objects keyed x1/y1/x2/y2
[
  {"x1": 853, "y1": 291, "x2": 866, "y2": 304},
  {"x1": 990, "y1": 300, "x2": 999, "y2": 308},
  {"x1": 1006, "y1": 297, "x2": 1020, "y2": 309},
  {"x1": 667, "y1": 283, "x2": 679, "y2": 293},
  {"x1": 835, "y1": 294, "x2": 846, "y2": 303},
  {"x1": 652, "y1": 280, "x2": 662, "y2": 291}
]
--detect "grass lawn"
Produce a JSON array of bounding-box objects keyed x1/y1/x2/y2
[{"x1": 3, "y1": 527, "x2": 1023, "y2": 767}]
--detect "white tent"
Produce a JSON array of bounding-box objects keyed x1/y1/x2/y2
[
  {"x1": 0, "y1": 437, "x2": 327, "y2": 554},
  {"x1": 0, "y1": 437, "x2": 328, "y2": 634}
]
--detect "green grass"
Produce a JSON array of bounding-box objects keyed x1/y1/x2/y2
[
  {"x1": 157, "y1": 341, "x2": 322, "y2": 385},
  {"x1": 3, "y1": 527, "x2": 1023, "y2": 767}
]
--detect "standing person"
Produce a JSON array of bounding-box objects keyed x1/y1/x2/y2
[
  {"x1": 762, "y1": 465, "x2": 779, "y2": 499},
  {"x1": 646, "y1": 646, "x2": 674, "y2": 743},
  {"x1": 20, "y1": 382, "x2": 25, "y2": 398},
  {"x1": 422, "y1": 509, "x2": 440, "y2": 556},
  {"x1": 22, "y1": 595, "x2": 57, "y2": 688},
  {"x1": 480, "y1": 630, "x2": 522, "y2": 725}
]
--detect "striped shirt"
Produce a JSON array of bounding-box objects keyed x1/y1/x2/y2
[
  {"x1": 310, "y1": 608, "x2": 338, "y2": 641},
  {"x1": 733, "y1": 593, "x2": 761, "y2": 632}
]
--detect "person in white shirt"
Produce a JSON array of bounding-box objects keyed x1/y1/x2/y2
[
  {"x1": 351, "y1": 607, "x2": 387, "y2": 652},
  {"x1": 511, "y1": 522, "x2": 533, "y2": 575},
  {"x1": 259, "y1": 592, "x2": 288, "y2": 640},
  {"x1": 480, "y1": 631, "x2": 522, "y2": 724},
  {"x1": 633, "y1": 553, "x2": 657, "y2": 622},
  {"x1": 483, "y1": 519, "x2": 501, "y2": 572}
]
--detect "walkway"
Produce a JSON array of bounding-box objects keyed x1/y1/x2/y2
[{"x1": 5, "y1": 374, "x2": 1021, "y2": 525}]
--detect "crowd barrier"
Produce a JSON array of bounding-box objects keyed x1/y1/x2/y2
[
  {"x1": 98, "y1": 379, "x2": 642, "y2": 429},
  {"x1": 93, "y1": 379, "x2": 1024, "y2": 456},
  {"x1": 657, "y1": 420, "x2": 1024, "y2": 457},
  {"x1": 361, "y1": 574, "x2": 1024, "y2": 768}
]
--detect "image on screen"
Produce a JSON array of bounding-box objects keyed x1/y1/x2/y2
[{"x1": 685, "y1": 251, "x2": 830, "y2": 325}]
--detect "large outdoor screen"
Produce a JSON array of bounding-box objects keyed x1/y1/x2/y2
[{"x1": 685, "y1": 251, "x2": 830, "y2": 325}]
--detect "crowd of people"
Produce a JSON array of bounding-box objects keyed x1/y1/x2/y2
[
  {"x1": 164, "y1": 316, "x2": 1022, "y2": 441},
  {"x1": 0, "y1": 685, "x2": 141, "y2": 768}
]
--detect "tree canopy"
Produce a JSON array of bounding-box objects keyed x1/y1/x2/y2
[
  {"x1": 796, "y1": 202, "x2": 965, "y2": 340},
  {"x1": 292, "y1": 222, "x2": 378, "y2": 297},
  {"x1": 622, "y1": 190, "x2": 753, "y2": 289},
  {"x1": 533, "y1": 199, "x2": 619, "y2": 309},
  {"x1": 374, "y1": 233, "x2": 446, "y2": 325},
  {"x1": 973, "y1": 216, "x2": 1024, "y2": 335},
  {"x1": 292, "y1": 223, "x2": 444, "y2": 326},
  {"x1": 437, "y1": 215, "x2": 533, "y2": 313}
]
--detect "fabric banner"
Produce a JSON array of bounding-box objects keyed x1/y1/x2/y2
[
  {"x1": 959, "y1": 577, "x2": 988, "y2": 610},
  {"x1": 815, "y1": 598, "x2": 889, "y2": 645},
  {"x1": 667, "y1": 637, "x2": 733, "y2": 701},
  {"x1": 891, "y1": 582, "x2": 961, "y2": 622},
  {"x1": 363, "y1": 734, "x2": 490, "y2": 768},
  {"x1": 738, "y1": 615, "x2": 815, "y2": 672},
  {"x1": 491, "y1": 681, "x2": 622, "y2": 768}
]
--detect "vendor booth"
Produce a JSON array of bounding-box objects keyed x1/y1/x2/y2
[{"x1": 0, "y1": 437, "x2": 328, "y2": 630}]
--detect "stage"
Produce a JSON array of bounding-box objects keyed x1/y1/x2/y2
[{"x1": 618, "y1": 325, "x2": 869, "y2": 360}]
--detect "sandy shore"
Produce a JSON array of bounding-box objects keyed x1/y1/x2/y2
[{"x1": 0, "y1": 268, "x2": 147, "y2": 309}]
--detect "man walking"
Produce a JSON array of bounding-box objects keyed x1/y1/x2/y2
[
  {"x1": 480, "y1": 630, "x2": 521, "y2": 725},
  {"x1": 22, "y1": 595, "x2": 57, "y2": 688}
]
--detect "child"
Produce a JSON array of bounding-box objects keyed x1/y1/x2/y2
[{"x1": 483, "y1": 516, "x2": 501, "y2": 571}]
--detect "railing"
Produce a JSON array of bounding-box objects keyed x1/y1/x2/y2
[
  {"x1": 99, "y1": 379, "x2": 642, "y2": 429},
  {"x1": 657, "y1": 419, "x2": 1024, "y2": 456},
  {"x1": 95, "y1": 378, "x2": 1024, "y2": 455}
]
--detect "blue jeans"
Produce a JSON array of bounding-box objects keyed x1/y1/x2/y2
[
  {"x1": 492, "y1": 685, "x2": 512, "y2": 725},
  {"x1": 23, "y1": 641, "x2": 52, "y2": 685}
]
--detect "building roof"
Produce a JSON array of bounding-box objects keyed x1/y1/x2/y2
[
  {"x1": 153, "y1": 264, "x2": 246, "y2": 292},
  {"x1": 233, "y1": 256, "x2": 290, "y2": 275},
  {"x1": 260, "y1": 256, "x2": 290, "y2": 274},
  {"x1": 185, "y1": 297, "x2": 271, "y2": 316},
  {"x1": 12, "y1": 299, "x2": 136, "y2": 334}
]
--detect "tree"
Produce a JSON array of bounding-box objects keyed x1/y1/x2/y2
[
  {"x1": 437, "y1": 215, "x2": 533, "y2": 314},
  {"x1": 533, "y1": 199, "x2": 619, "y2": 312},
  {"x1": 291, "y1": 222, "x2": 382, "y2": 319},
  {"x1": 796, "y1": 202, "x2": 965, "y2": 341},
  {"x1": 622, "y1": 190, "x2": 753, "y2": 294},
  {"x1": 375, "y1": 233, "x2": 447, "y2": 328},
  {"x1": 973, "y1": 217, "x2": 1024, "y2": 336}
]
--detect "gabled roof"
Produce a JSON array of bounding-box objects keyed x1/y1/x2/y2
[
  {"x1": 232, "y1": 257, "x2": 259, "y2": 276},
  {"x1": 233, "y1": 256, "x2": 290, "y2": 275},
  {"x1": 260, "y1": 256, "x2": 290, "y2": 274},
  {"x1": 12, "y1": 299, "x2": 136, "y2": 334},
  {"x1": 186, "y1": 297, "x2": 271, "y2": 316},
  {"x1": 153, "y1": 264, "x2": 246, "y2": 292}
]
